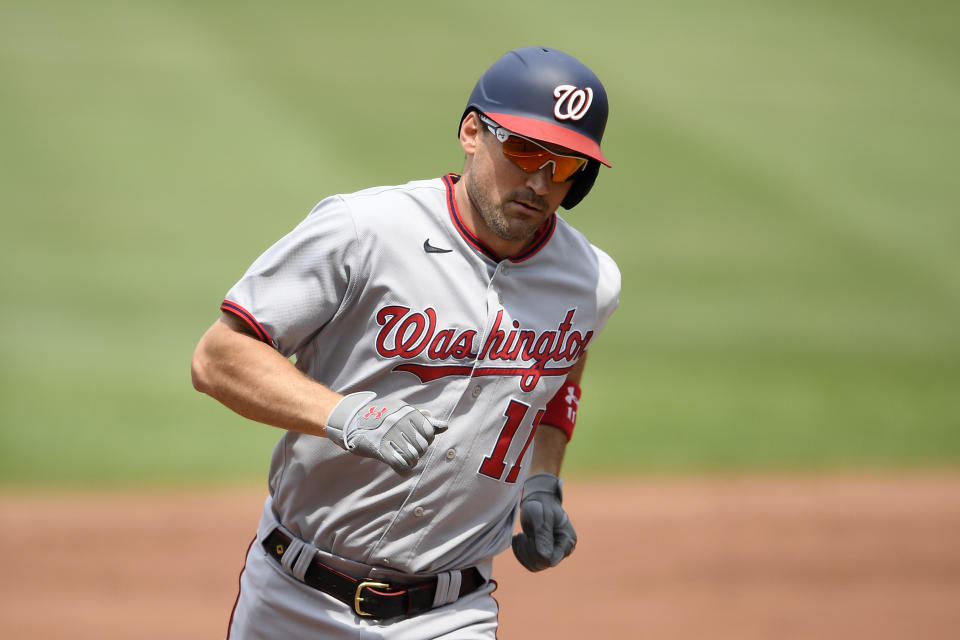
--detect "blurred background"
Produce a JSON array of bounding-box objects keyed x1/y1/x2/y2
[{"x1": 1, "y1": 0, "x2": 958, "y2": 488}]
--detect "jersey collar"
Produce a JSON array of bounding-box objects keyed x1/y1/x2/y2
[{"x1": 442, "y1": 173, "x2": 556, "y2": 263}]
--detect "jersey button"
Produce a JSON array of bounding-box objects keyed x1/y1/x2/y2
[
  {"x1": 445, "y1": 448, "x2": 456, "y2": 460},
  {"x1": 472, "y1": 385, "x2": 483, "y2": 398},
  {"x1": 413, "y1": 506, "x2": 425, "y2": 517}
]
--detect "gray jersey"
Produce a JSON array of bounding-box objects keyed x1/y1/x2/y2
[{"x1": 223, "y1": 174, "x2": 620, "y2": 577}]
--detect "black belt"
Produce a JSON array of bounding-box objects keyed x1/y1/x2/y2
[{"x1": 262, "y1": 528, "x2": 486, "y2": 619}]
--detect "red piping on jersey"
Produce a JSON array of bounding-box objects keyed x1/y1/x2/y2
[
  {"x1": 442, "y1": 173, "x2": 556, "y2": 263},
  {"x1": 221, "y1": 300, "x2": 273, "y2": 345}
]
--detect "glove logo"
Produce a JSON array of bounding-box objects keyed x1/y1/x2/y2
[
  {"x1": 553, "y1": 85, "x2": 593, "y2": 121},
  {"x1": 364, "y1": 406, "x2": 389, "y2": 419}
]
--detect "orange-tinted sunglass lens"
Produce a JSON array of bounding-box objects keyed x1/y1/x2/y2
[{"x1": 500, "y1": 136, "x2": 587, "y2": 182}]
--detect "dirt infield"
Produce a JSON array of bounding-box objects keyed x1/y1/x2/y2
[{"x1": 2, "y1": 473, "x2": 959, "y2": 639}]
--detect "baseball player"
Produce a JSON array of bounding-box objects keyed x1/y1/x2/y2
[{"x1": 191, "y1": 46, "x2": 620, "y2": 639}]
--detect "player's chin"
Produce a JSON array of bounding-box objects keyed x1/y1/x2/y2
[
  {"x1": 504, "y1": 203, "x2": 552, "y2": 234},
  {"x1": 499, "y1": 218, "x2": 541, "y2": 243}
]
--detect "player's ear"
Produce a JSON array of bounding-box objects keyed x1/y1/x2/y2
[{"x1": 459, "y1": 111, "x2": 482, "y2": 156}]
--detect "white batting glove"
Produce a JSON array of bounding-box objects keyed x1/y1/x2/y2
[{"x1": 325, "y1": 391, "x2": 446, "y2": 476}]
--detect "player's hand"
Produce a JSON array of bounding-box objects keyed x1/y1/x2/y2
[
  {"x1": 511, "y1": 473, "x2": 577, "y2": 572},
  {"x1": 325, "y1": 391, "x2": 446, "y2": 476}
]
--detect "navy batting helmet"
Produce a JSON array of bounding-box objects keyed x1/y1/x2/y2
[{"x1": 460, "y1": 46, "x2": 610, "y2": 209}]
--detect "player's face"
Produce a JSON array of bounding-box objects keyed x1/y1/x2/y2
[{"x1": 461, "y1": 114, "x2": 574, "y2": 254}]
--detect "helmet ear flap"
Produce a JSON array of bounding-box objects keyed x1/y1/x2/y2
[{"x1": 561, "y1": 160, "x2": 600, "y2": 209}]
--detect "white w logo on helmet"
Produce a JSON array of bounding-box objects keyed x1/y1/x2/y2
[{"x1": 553, "y1": 85, "x2": 594, "y2": 121}]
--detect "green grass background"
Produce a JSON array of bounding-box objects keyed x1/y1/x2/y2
[{"x1": 2, "y1": 0, "x2": 958, "y2": 487}]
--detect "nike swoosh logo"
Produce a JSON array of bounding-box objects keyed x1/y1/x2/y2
[{"x1": 423, "y1": 239, "x2": 452, "y2": 254}]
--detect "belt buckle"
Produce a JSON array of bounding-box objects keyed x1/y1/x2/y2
[{"x1": 354, "y1": 580, "x2": 390, "y2": 617}]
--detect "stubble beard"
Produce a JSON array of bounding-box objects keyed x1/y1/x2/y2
[{"x1": 465, "y1": 172, "x2": 546, "y2": 244}]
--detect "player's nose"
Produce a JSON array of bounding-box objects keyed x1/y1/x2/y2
[{"x1": 525, "y1": 165, "x2": 552, "y2": 196}]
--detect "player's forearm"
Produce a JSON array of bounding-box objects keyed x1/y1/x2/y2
[
  {"x1": 529, "y1": 355, "x2": 586, "y2": 475},
  {"x1": 529, "y1": 424, "x2": 568, "y2": 475},
  {"x1": 191, "y1": 318, "x2": 342, "y2": 437}
]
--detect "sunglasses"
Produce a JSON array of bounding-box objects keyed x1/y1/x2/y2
[{"x1": 479, "y1": 115, "x2": 588, "y2": 183}]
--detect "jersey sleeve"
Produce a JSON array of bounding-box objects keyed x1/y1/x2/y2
[
  {"x1": 591, "y1": 244, "x2": 621, "y2": 336},
  {"x1": 222, "y1": 196, "x2": 363, "y2": 357}
]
